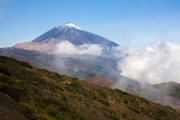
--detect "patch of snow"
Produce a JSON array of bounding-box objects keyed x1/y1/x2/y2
[{"x1": 56, "y1": 22, "x2": 82, "y2": 30}]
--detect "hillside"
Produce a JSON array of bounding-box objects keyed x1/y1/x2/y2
[
  {"x1": 87, "y1": 76, "x2": 180, "y2": 110},
  {"x1": 0, "y1": 55, "x2": 180, "y2": 120}
]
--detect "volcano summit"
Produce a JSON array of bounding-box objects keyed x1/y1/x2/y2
[{"x1": 14, "y1": 22, "x2": 118, "y2": 53}]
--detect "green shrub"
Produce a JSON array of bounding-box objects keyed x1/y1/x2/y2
[
  {"x1": 0, "y1": 65, "x2": 12, "y2": 76},
  {"x1": 19, "y1": 61, "x2": 33, "y2": 69},
  {"x1": 140, "y1": 97, "x2": 150, "y2": 105},
  {"x1": 0, "y1": 84, "x2": 27, "y2": 101},
  {"x1": 98, "y1": 98, "x2": 110, "y2": 106},
  {"x1": 19, "y1": 102, "x2": 37, "y2": 119},
  {"x1": 124, "y1": 99, "x2": 128, "y2": 104},
  {"x1": 95, "y1": 89, "x2": 107, "y2": 98}
]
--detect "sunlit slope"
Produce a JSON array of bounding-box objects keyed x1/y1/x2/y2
[{"x1": 0, "y1": 55, "x2": 179, "y2": 120}]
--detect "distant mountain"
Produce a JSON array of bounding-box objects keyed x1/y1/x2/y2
[
  {"x1": 13, "y1": 22, "x2": 119, "y2": 53},
  {"x1": 33, "y1": 22, "x2": 118, "y2": 46}
]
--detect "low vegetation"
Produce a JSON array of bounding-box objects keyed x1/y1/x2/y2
[{"x1": 0, "y1": 55, "x2": 180, "y2": 120}]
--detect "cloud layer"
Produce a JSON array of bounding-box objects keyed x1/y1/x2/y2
[
  {"x1": 54, "y1": 41, "x2": 102, "y2": 56},
  {"x1": 116, "y1": 41, "x2": 180, "y2": 84},
  {"x1": 54, "y1": 40, "x2": 180, "y2": 84}
]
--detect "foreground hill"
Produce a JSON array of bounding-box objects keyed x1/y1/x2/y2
[{"x1": 0, "y1": 55, "x2": 180, "y2": 120}]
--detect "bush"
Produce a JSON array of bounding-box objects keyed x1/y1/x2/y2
[
  {"x1": 124, "y1": 99, "x2": 128, "y2": 104},
  {"x1": 0, "y1": 84, "x2": 27, "y2": 101},
  {"x1": 95, "y1": 89, "x2": 107, "y2": 98},
  {"x1": 98, "y1": 98, "x2": 110, "y2": 106},
  {"x1": 140, "y1": 98, "x2": 150, "y2": 105},
  {"x1": 20, "y1": 61, "x2": 33, "y2": 69},
  {"x1": 0, "y1": 65, "x2": 12, "y2": 76},
  {"x1": 19, "y1": 102, "x2": 37, "y2": 119}
]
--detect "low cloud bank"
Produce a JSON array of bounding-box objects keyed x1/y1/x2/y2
[
  {"x1": 54, "y1": 41, "x2": 102, "y2": 56},
  {"x1": 53, "y1": 40, "x2": 180, "y2": 84},
  {"x1": 116, "y1": 41, "x2": 180, "y2": 84}
]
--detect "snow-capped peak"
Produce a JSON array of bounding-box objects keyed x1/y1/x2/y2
[{"x1": 57, "y1": 22, "x2": 82, "y2": 30}]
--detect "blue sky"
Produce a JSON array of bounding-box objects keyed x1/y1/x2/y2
[{"x1": 0, "y1": 0, "x2": 180, "y2": 48}]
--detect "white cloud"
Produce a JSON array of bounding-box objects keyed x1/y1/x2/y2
[
  {"x1": 54, "y1": 41, "x2": 102, "y2": 56},
  {"x1": 117, "y1": 41, "x2": 180, "y2": 84}
]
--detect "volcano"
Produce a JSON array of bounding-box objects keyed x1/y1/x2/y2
[{"x1": 13, "y1": 22, "x2": 119, "y2": 53}]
